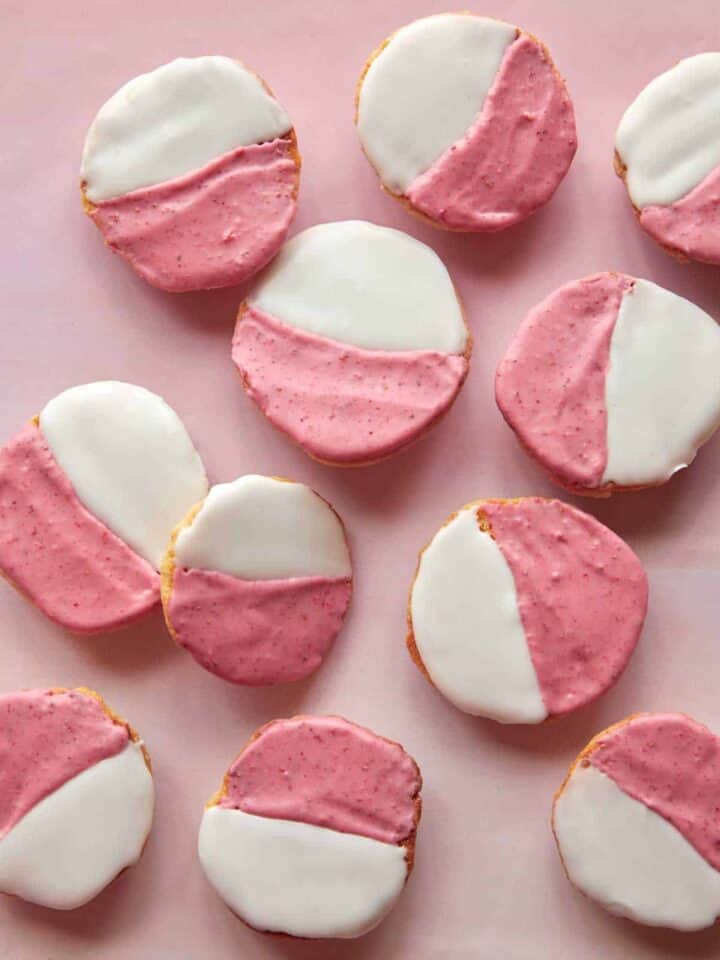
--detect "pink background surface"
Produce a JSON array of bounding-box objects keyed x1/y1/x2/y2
[{"x1": 2, "y1": 1, "x2": 720, "y2": 957}]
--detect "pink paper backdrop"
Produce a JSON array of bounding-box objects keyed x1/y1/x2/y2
[{"x1": 2, "y1": 1, "x2": 720, "y2": 957}]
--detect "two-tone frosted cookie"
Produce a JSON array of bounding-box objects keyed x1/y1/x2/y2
[
  {"x1": 496, "y1": 274, "x2": 720, "y2": 495},
  {"x1": 615, "y1": 53, "x2": 720, "y2": 265},
  {"x1": 161, "y1": 475, "x2": 352, "y2": 685},
  {"x1": 0, "y1": 381, "x2": 207, "y2": 632},
  {"x1": 81, "y1": 56, "x2": 299, "y2": 291},
  {"x1": 0, "y1": 687, "x2": 153, "y2": 910},
  {"x1": 408, "y1": 498, "x2": 647, "y2": 723},
  {"x1": 553, "y1": 713, "x2": 720, "y2": 930},
  {"x1": 198, "y1": 716, "x2": 421, "y2": 938},
  {"x1": 232, "y1": 220, "x2": 470, "y2": 465},
  {"x1": 356, "y1": 14, "x2": 577, "y2": 231}
]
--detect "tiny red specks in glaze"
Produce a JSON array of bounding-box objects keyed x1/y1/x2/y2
[{"x1": 640, "y1": 164, "x2": 720, "y2": 266}]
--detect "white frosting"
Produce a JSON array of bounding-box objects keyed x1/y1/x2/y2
[
  {"x1": 615, "y1": 52, "x2": 720, "y2": 207},
  {"x1": 554, "y1": 762, "x2": 720, "y2": 930},
  {"x1": 198, "y1": 807, "x2": 407, "y2": 938},
  {"x1": 410, "y1": 507, "x2": 546, "y2": 724},
  {"x1": 357, "y1": 14, "x2": 516, "y2": 194},
  {"x1": 0, "y1": 742, "x2": 154, "y2": 910},
  {"x1": 173, "y1": 474, "x2": 351, "y2": 579},
  {"x1": 249, "y1": 221, "x2": 467, "y2": 353},
  {"x1": 40, "y1": 381, "x2": 208, "y2": 569},
  {"x1": 81, "y1": 56, "x2": 292, "y2": 203},
  {"x1": 603, "y1": 279, "x2": 720, "y2": 487}
]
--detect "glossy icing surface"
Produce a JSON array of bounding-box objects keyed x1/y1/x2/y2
[{"x1": 639, "y1": 163, "x2": 720, "y2": 265}]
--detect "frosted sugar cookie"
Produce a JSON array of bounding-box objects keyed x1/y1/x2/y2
[{"x1": 81, "y1": 56, "x2": 299, "y2": 291}]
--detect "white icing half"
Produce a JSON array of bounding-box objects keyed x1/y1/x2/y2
[
  {"x1": 82, "y1": 56, "x2": 292, "y2": 203},
  {"x1": 173, "y1": 474, "x2": 351, "y2": 579},
  {"x1": 357, "y1": 14, "x2": 516, "y2": 194},
  {"x1": 0, "y1": 742, "x2": 154, "y2": 910},
  {"x1": 554, "y1": 762, "x2": 720, "y2": 930},
  {"x1": 198, "y1": 807, "x2": 407, "y2": 939},
  {"x1": 40, "y1": 381, "x2": 208, "y2": 569},
  {"x1": 410, "y1": 507, "x2": 546, "y2": 724},
  {"x1": 615, "y1": 52, "x2": 720, "y2": 208},
  {"x1": 249, "y1": 221, "x2": 467, "y2": 353},
  {"x1": 603, "y1": 279, "x2": 720, "y2": 487}
]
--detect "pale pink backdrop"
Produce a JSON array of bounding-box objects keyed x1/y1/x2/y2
[{"x1": 2, "y1": 1, "x2": 720, "y2": 957}]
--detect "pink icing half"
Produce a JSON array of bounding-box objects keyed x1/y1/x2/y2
[
  {"x1": 220, "y1": 716, "x2": 421, "y2": 844},
  {"x1": 0, "y1": 689, "x2": 128, "y2": 837},
  {"x1": 482, "y1": 498, "x2": 647, "y2": 716},
  {"x1": 639, "y1": 163, "x2": 720, "y2": 266},
  {"x1": 168, "y1": 568, "x2": 352, "y2": 686},
  {"x1": 495, "y1": 273, "x2": 633, "y2": 489},
  {"x1": 89, "y1": 138, "x2": 298, "y2": 293},
  {"x1": 589, "y1": 714, "x2": 720, "y2": 872},
  {"x1": 232, "y1": 306, "x2": 468, "y2": 464},
  {"x1": 0, "y1": 424, "x2": 159, "y2": 633},
  {"x1": 406, "y1": 35, "x2": 577, "y2": 231}
]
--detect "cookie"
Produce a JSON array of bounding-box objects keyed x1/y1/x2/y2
[
  {"x1": 161, "y1": 475, "x2": 352, "y2": 685},
  {"x1": 355, "y1": 13, "x2": 576, "y2": 231},
  {"x1": 496, "y1": 274, "x2": 720, "y2": 495},
  {"x1": 553, "y1": 713, "x2": 720, "y2": 930},
  {"x1": 615, "y1": 53, "x2": 720, "y2": 265},
  {"x1": 198, "y1": 716, "x2": 421, "y2": 939},
  {"x1": 81, "y1": 56, "x2": 299, "y2": 292},
  {"x1": 232, "y1": 220, "x2": 470, "y2": 465},
  {"x1": 0, "y1": 687, "x2": 153, "y2": 910},
  {"x1": 408, "y1": 498, "x2": 647, "y2": 723},
  {"x1": 0, "y1": 381, "x2": 207, "y2": 633}
]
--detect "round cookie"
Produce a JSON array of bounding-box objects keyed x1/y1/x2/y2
[
  {"x1": 355, "y1": 13, "x2": 577, "y2": 231},
  {"x1": 198, "y1": 716, "x2": 421, "y2": 939},
  {"x1": 161, "y1": 475, "x2": 352, "y2": 685},
  {"x1": 408, "y1": 497, "x2": 647, "y2": 723},
  {"x1": 0, "y1": 687, "x2": 154, "y2": 910},
  {"x1": 496, "y1": 274, "x2": 720, "y2": 496},
  {"x1": 81, "y1": 56, "x2": 300, "y2": 292},
  {"x1": 615, "y1": 53, "x2": 720, "y2": 265},
  {"x1": 553, "y1": 713, "x2": 720, "y2": 930},
  {"x1": 232, "y1": 220, "x2": 471, "y2": 465},
  {"x1": 0, "y1": 381, "x2": 208, "y2": 633}
]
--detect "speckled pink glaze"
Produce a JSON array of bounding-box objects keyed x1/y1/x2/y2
[
  {"x1": 0, "y1": 424, "x2": 159, "y2": 633},
  {"x1": 89, "y1": 139, "x2": 298, "y2": 292},
  {"x1": 406, "y1": 35, "x2": 577, "y2": 231},
  {"x1": 220, "y1": 716, "x2": 421, "y2": 844},
  {"x1": 0, "y1": 688, "x2": 128, "y2": 837},
  {"x1": 589, "y1": 713, "x2": 720, "y2": 872},
  {"x1": 232, "y1": 306, "x2": 468, "y2": 464},
  {"x1": 639, "y1": 164, "x2": 720, "y2": 266},
  {"x1": 495, "y1": 273, "x2": 633, "y2": 489},
  {"x1": 168, "y1": 568, "x2": 352, "y2": 686},
  {"x1": 482, "y1": 498, "x2": 647, "y2": 716}
]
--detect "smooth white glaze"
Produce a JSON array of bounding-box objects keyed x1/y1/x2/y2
[
  {"x1": 554, "y1": 762, "x2": 720, "y2": 930},
  {"x1": 615, "y1": 52, "x2": 720, "y2": 208},
  {"x1": 173, "y1": 474, "x2": 351, "y2": 579},
  {"x1": 357, "y1": 14, "x2": 516, "y2": 194},
  {"x1": 82, "y1": 56, "x2": 292, "y2": 203},
  {"x1": 0, "y1": 742, "x2": 154, "y2": 910},
  {"x1": 410, "y1": 507, "x2": 546, "y2": 724},
  {"x1": 40, "y1": 381, "x2": 208, "y2": 569}
]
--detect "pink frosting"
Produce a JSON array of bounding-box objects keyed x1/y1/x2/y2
[
  {"x1": 168, "y1": 568, "x2": 352, "y2": 685},
  {"x1": 495, "y1": 273, "x2": 633, "y2": 489},
  {"x1": 0, "y1": 689, "x2": 128, "y2": 837},
  {"x1": 220, "y1": 716, "x2": 421, "y2": 844},
  {"x1": 232, "y1": 306, "x2": 468, "y2": 464},
  {"x1": 89, "y1": 139, "x2": 298, "y2": 293},
  {"x1": 589, "y1": 713, "x2": 720, "y2": 872},
  {"x1": 0, "y1": 424, "x2": 159, "y2": 633},
  {"x1": 482, "y1": 498, "x2": 647, "y2": 716},
  {"x1": 639, "y1": 163, "x2": 720, "y2": 266},
  {"x1": 406, "y1": 34, "x2": 577, "y2": 231}
]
